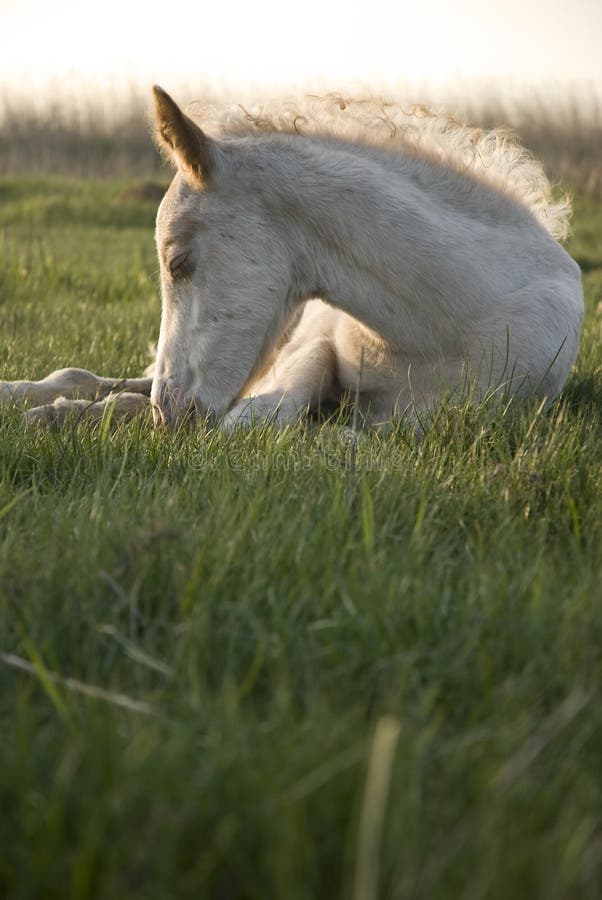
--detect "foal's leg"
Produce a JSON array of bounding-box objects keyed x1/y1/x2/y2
[
  {"x1": 221, "y1": 336, "x2": 337, "y2": 430},
  {"x1": 0, "y1": 368, "x2": 153, "y2": 407},
  {"x1": 24, "y1": 391, "x2": 151, "y2": 426}
]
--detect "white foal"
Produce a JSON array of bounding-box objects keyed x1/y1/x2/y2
[
  {"x1": 150, "y1": 87, "x2": 582, "y2": 430},
  {"x1": 1, "y1": 87, "x2": 583, "y2": 430}
]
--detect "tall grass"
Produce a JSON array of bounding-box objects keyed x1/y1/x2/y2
[
  {"x1": 464, "y1": 88, "x2": 602, "y2": 199},
  {"x1": 0, "y1": 87, "x2": 160, "y2": 178}
]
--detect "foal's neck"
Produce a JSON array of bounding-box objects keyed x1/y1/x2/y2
[
  {"x1": 271, "y1": 136, "x2": 526, "y2": 350},
  {"x1": 277, "y1": 141, "x2": 464, "y2": 341}
]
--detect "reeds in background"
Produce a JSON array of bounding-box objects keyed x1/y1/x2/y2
[
  {"x1": 462, "y1": 88, "x2": 602, "y2": 199},
  {"x1": 0, "y1": 82, "x2": 600, "y2": 196},
  {"x1": 0, "y1": 85, "x2": 160, "y2": 177}
]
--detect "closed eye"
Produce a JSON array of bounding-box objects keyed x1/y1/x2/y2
[{"x1": 167, "y1": 250, "x2": 195, "y2": 279}]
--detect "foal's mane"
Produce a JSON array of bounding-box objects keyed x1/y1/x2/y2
[{"x1": 191, "y1": 93, "x2": 570, "y2": 241}]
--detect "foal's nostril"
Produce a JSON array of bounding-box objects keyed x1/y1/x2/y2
[
  {"x1": 151, "y1": 401, "x2": 167, "y2": 428},
  {"x1": 151, "y1": 389, "x2": 197, "y2": 431},
  {"x1": 151, "y1": 377, "x2": 210, "y2": 431},
  {"x1": 151, "y1": 379, "x2": 183, "y2": 430}
]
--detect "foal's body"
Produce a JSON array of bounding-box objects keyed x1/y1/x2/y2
[
  {"x1": 216, "y1": 137, "x2": 581, "y2": 427},
  {"x1": 0, "y1": 90, "x2": 583, "y2": 428}
]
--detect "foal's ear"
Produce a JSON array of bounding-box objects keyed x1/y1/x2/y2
[{"x1": 153, "y1": 85, "x2": 215, "y2": 187}]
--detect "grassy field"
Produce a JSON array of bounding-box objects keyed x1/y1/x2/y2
[{"x1": 0, "y1": 172, "x2": 601, "y2": 900}]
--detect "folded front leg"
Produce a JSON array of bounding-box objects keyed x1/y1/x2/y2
[
  {"x1": 221, "y1": 335, "x2": 337, "y2": 431},
  {"x1": 0, "y1": 368, "x2": 153, "y2": 408},
  {"x1": 24, "y1": 391, "x2": 151, "y2": 426}
]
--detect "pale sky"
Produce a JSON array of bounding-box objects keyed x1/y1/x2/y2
[{"x1": 1, "y1": 0, "x2": 601, "y2": 100}]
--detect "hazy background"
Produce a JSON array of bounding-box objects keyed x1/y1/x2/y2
[
  {"x1": 0, "y1": 0, "x2": 600, "y2": 188},
  {"x1": 1, "y1": 0, "x2": 601, "y2": 101}
]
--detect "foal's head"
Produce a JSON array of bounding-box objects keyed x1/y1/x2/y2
[{"x1": 151, "y1": 87, "x2": 301, "y2": 429}]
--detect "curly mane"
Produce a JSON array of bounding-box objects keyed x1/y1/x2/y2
[{"x1": 191, "y1": 93, "x2": 571, "y2": 241}]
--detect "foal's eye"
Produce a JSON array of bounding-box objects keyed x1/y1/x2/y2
[{"x1": 167, "y1": 250, "x2": 195, "y2": 279}]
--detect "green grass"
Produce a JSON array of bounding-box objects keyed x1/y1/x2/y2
[{"x1": 1, "y1": 175, "x2": 601, "y2": 900}]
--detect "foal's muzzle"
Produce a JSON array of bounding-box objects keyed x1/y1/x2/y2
[{"x1": 151, "y1": 382, "x2": 205, "y2": 431}]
